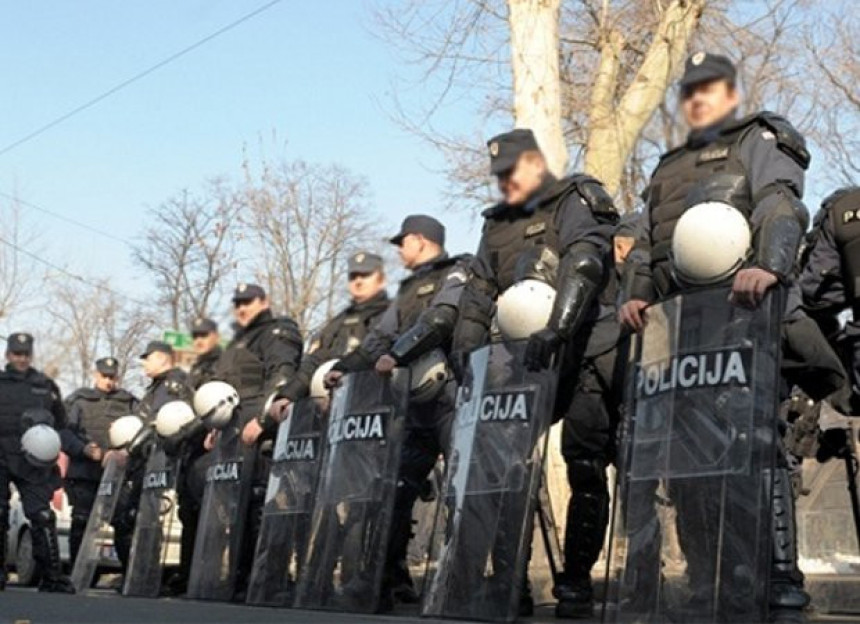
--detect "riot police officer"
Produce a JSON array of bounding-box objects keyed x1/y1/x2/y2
[
  {"x1": 619, "y1": 52, "x2": 814, "y2": 620},
  {"x1": 452, "y1": 129, "x2": 620, "y2": 618},
  {"x1": 0, "y1": 333, "x2": 73, "y2": 592},
  {"x1": 189, "y1": 318, "x2": 222, "y2": 389},
  {"x1": 798, "y1": 187, "x2": 860, "y2": 405},
  {"x1": 326, "y1": 216, "x2": 469, "y2": 609},
  {"x1": 110, "y1": 340, "x2": 192, "y2": 581},
  {"x1": 212, "y1": 283, "x2": 302, "y2": 599},
  {"x1": 61, "y1": 357, "x2": 138, "y2": 567},
  {"x1": 269, "y1": 251, "x2": 389, "y2": 414}
]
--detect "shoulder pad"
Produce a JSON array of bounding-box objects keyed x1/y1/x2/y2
[
  {"x1": 271, "y1": 317, "x2": 301, "y2": 342},
  {"x1": 567, "y1": 174, "x2": 618, "y2": 224},
  {"x1": 481, "y1": 201, "x2": 508, "y2": 219},
  {"x1": 740, "y1": 111, "x2": 810, "y2": 169},
  {"x1": 656, "y1": 144, "x2": 686, "y2": 166},
  {"x1": 823, "y1": 186, "x2": 860, "y2": 213}
]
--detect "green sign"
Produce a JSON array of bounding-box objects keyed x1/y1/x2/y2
[{"x1": 162, "y1": 330, "x2": 194, "y2": 350}]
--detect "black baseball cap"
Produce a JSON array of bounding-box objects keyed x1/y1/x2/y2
[
  {"x1": 232, "y1": 283, "x2": 266, "y2": 303},
  {"x1": 190, "y1": 317, "x2": 218, "y2": 335},
  {"x1": 487, "y1": 128, "x2": 541, "y2": 175},
  {"x1": 348, "y1": 251, "x2": 383, "y2": 275},
  {"x1": 389, "y1": 215, "x2": 445, "y2": 247},
  {"x1": 6, "y1": 332, "x2": 33, "y2": 354},
  {"x1": 95, "y1": 357, "x2": 119, "y2": 376},
  {"x1": 679, "y1": 52, "x2": 737, "y2": 89},
  {"x1": 140, "y1": 341, "x2": 174, "y2": 359}
]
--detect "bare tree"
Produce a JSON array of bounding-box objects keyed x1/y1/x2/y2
[
  {"x1": 134, "y1": 178, "x2": 240, "y2": 330},
  {"x1": 42, "y1": 277, "x2": 156, "y2": 390},
  {"x1": 237, "y1": 150, "x2": 385, "y2": 335},
  {"x1": 0, "y1": 194, "x2": 44, "y2": 320}
]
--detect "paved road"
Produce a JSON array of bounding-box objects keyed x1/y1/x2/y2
[{"x1": 3, "y1": 586, "x2": 860, "y2": 624}]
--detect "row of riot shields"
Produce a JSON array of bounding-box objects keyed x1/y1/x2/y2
[{"x1": 71, "y1": 287, "x2": 790, "y2": 622}]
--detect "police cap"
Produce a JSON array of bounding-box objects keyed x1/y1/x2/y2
[{"x1": 487, "y1": 128, "x2": 541, "y2": 175}]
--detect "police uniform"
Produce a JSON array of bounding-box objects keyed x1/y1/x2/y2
[
  {"x1": 452, "y1": 129, "x2": 621, "y2": 617},
  {"x1": 112, "y1": 341, "x2": 193, "y2": 575},
  {"x1": 621, "y1": 52, "x2": 814, "y2": 615},
  {"x1": 189, "y1": 318, "x2": 222, "y2": 390},
  {"x1": 333, "y1": 216, "x2": 470, "y2": 606},
  {"x1": 214, "y1": 283, "x2": 303, "y2": 596},
  {"x1": 0, "y1": 333, "x2": 73, "y2": 592},
  {"x1": 60, "y1": 357, "x2": 138, "y2": 566},
  {"x1": 277, "y1": 252, "x2": 390, "y2": 402}
]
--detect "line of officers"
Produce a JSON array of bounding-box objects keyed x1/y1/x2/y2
[{"x1": 1, "y1": 50, "x2": 860, "y2": 621}]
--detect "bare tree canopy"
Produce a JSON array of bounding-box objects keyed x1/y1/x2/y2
[
  {"x1": 133, "y1": 178, "x2": 240, "y2": 330},
  {"x1": 237, "y1": 150, "x2": 385, "y2": 335}
]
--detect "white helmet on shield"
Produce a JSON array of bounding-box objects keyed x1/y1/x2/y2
[
  {"x1": 310, "y1": 359, "x2": 339, "y2": 399},
  {"x1": 410, "y1": 348, "x2": 449, "y2": 404},
  {"x1": 496, "y1": 279, "x2": 556, "y2": 341},
  {"x1": 672, "y1": 202, "x2": 751, "y2": 285},
  {"x1": 21, "y1": 424, "x2": 61, "y2": 467},
  {"x1": 193, "y1": 381, "x2": 240, "y2": 430},
  {"x1": 109, "y1": 414, "x2": 146, "y2": 450},
  {"x1": 155, "y1": 401, "x2": 196, "y2": 437}
]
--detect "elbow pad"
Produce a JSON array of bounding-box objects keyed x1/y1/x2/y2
[
  {"x1": 549, "y1": 244, "x2": 605, "y2": 339},
  {"x1": 390, "y1": 305, "x2": 458, "y2": 366},
  {"x1": 755, "y1": 195, "x2": 808, "y2": 280}
]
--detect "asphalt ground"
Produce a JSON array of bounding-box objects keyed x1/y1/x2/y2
[{"x1": 4, "y1": 585, "x2": 860, "y2": 624}]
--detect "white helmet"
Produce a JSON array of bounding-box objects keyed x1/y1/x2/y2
[
  {"x1": 109, "y1": 415, "x2": 146, "y2": 450},
  {"x1": 410, "y1": 348, "x2": 449, "y2": 404},
  {"x1": 672, "y1": 202, "x2": 751, "y2": 285},
  {"x1": 310, "y1": 359, "x2": 339, "y2": 399},
  {"x1": 155, "y1": 401, "x2": 196, "y2": 438},
  {"x1": 496, "y1": 279, "x2": 556, "y2": 341},
  {"x1": 21, "y1": 424, "x2": 61, "y2": 468},
  {"x1": 193, "y1": 381, "x2": 239, "y2": 430}
]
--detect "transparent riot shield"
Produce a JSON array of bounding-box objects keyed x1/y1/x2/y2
[
  {"x1": 122, "y1": 446, "x2": 179, "y2": 597},
  {"x1": 246, "y1": 398, "x2": 324, "y2": 606},
  {"x1": 70, "y1": 455, "x2": 126, "y2": 594},
  {"x1": 798, "y1": 409, "x2": 860, "y2": 613},
  {"x1": 421, "y1": 340, "x2": 559, "y2": 622},
  {"x1": 294, "y1": 369, "x2": 409, "y2": 613},
  {"x1": 605, "y1": 286, "x2": 782, "y2": 623},
  {"x1": 186, "y1": 422, "x2": 256, "y2": 601}
]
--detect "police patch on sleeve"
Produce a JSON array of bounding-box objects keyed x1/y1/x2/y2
[{"x1": 447, "y1": 268, "x2": 468, "y2": 284}]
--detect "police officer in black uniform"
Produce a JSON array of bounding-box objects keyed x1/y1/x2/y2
[
  {"x1": 0, "y1": 333, "x2": 73, "y2": 592},
  {"x1": 619, "y1": 52, "x2": 816, "y2": 621},
  {"x1": 452, "y1": 129, "x2": 620, "y2": 618},
  {"x1": 61, "y1": 357, "x2": 138, "y2": 567},
  {"x1": 270, "y1": 251, "x2": 389, "y2": 412},
  {"x1": 326, "y1": 216, "x2": 470, "y2": 609},
  {"x1": 189, "y1": 318, "x2": 222, "y2": 390},
  {"x1": 210, "y1": 283, "x2": 302, "y2": 599},
  {"x1": 111, "y1": 340, "x2": 192, "y2": 581},
  {"x1": 798, "y1": 187, "x2": 860, "y2": 404}
]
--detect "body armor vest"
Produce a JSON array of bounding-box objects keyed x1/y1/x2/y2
[
  {"x1": 0, "y1": 369, "x2": 55, "y2": 438},
  {"x1": 828, "y1": 188, "x2": 860, "y2": 310},
  {"x1": 68, "y1": 389, "x2": 136, "y2": 449},
  {"x1": 321, "y1": 294, "x2": 389, "y2": 358},
  {"x1": 396, "y1": 257, "x2": 462, "y2": 332},
  {"x1": 190, "y1": 346, "x2": 222, "y2": 390},
  {"x1": 648, "y1": 121, "x2": 753, "y2": 296},
  {"x1": 216, "y1": 335, "x2": 266, "y2": 401}
]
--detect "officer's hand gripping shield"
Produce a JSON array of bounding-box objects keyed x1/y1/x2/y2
[
  {"x1": 421, "y1": 340, "x2": 559, "y2": 622},
  {"x1": 294, "y1": 369, "x2": 409, "y2": 614},
  {"x1": 604, "y1": 286, "x2": 782, "y2": 623}
]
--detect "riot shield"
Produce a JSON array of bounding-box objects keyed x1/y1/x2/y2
[
  {"x1": 294, "y1": 369, "x2": 409, "y2": 613},
  {"x1": 246, "y1": 398, "x2": 324, "y2": 606},
  {"x1": 122, "y1": 446, "x2": 179, "y2": 597},
  {"x1": 70, "y1": 455, "x2": 126, "y2": 594},
  {"x1": 605, "y1": 286, "x2": 782, "y2": 623},
  {"x1": 186, "y1": 422, "x2": 256, "y2": 601},
  {"x1": 421, "y1": 340, "x2": 559, "y2": 622}
]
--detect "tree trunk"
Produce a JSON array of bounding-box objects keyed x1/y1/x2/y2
[
  {"x1": 584, "y1": 0, "x2": 706, "y2": 195},
  {"x1": 508, "y1": 0, "x2": 568, "y2": 177}
]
